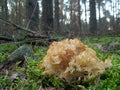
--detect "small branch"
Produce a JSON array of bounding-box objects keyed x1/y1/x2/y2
[
  {"x1": 0, "y1": 36, "x2": 13, "y2": 41},
  {"x1": 0, "y1": 18, "x2": 36, "y2": 34},
  {"x1": 93, "y1": 74, "x2": 101, "y2": 90},
  {"x1": 0, "y1": 38, "x2": 58, "y2": 46}
]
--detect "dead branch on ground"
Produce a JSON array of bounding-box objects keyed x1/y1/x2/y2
[{"x1": 0, "y1": 18, "x2": 48, "y2": 38}]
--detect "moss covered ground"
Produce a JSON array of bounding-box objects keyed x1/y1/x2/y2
[{"x1": 0, "y1": 36, "x2": 120, "y2": 90}]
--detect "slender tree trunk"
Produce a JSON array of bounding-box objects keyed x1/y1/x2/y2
[
  {"x1": 98, "y1": 3, "x2": 100, "y2": 21},
  {"x1": 54, "y1": 0, "x2": 59, "y2": 33},
  {"x1": 1, "y1": 0, "x2": 8, "y2": 21},
  {"x1": 59, "y1": 0, "x2": 64, "y2": 23},
  {"x1": 112, "y1": 0, "x2": 115, "y2": 30},
  {"x1": 118, "y1": 0, "x2": 120, "y2": 17},
  {"x1": 84, "y1": 2, "x2": 87, "y2": 24},
  {"x1": 26, "y1": 0, "x2": 39, "y2": 32},
  {"x1": 89, "y1": 0, "x2": 97, "y2": 34},
  {"x1": 4, "y1": 0, "x2": 8, "y2": 20},
  {"x1": 77, "y1": 0, "x2": 81, "y2": 36},
  {"x1": 1, "y1": 0, "x2": 5, "y2": 19},
  {"x1": 98, "y1": 3, "x2": 101, "y2": 30},
  {"x1": 1, "y1": 0, "x2": 9, "y2": 36},
  {"x1": 41, "y1": 0, "x2": 53, "y2": 36},
  {"x1": 115, "y1": 1, "x2": 118, "y2": 30},
  {"x1": 16, "y1": 0, "x2": 22, "y2": 25},
  {"x1": 70, "y1": 0, "x2": 73, "y2": 36}
]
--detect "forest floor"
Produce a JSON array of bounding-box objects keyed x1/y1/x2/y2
[{"x1": 0, "y1": 36, "x2": 120, "y2": 90}]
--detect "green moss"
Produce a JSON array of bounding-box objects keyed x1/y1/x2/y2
[{"x1": 0, "y1": 36, "x2": 120, "y2": 89}]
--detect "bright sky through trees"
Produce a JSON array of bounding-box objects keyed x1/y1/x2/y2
[
  {"x1": 63, "y1": 0, "x2": 118, "y2": 23},
  {"x1": 8, "y1": 0, "x2": 120, "y2": 24}
]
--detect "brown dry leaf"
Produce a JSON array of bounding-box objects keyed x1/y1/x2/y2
[{"x1": 40, "y1": 38, "x2": 112, "y2": 82}]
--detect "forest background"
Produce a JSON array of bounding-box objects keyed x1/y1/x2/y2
[
  {"x1": 0, "y1": 0, "x2": 120, "y2": 38},
  {"x1": 0, "y1": 0, "x2": 120, "y2": 90}
]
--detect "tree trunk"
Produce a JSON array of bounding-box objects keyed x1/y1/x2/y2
[
  {"x1": 98, "y1": 3, "x2": 101, "y2": 30},
  {"x1": 41, "y1": 0, "x2": 53, "y2": 36},
  {"x1": 89, "y1": 0, "x2": 97, "y2": 34},
  {"x1": 84, "y1": 2, "x2": 87, "y2": 24},
  {"x1": 59, "y1": 0, "x2": 64, "y2": 25},
  {"x1": 4, "y1": 0, "x2": 8, "y2": 20},
  {"x1": 26, "y1": 0, "x2": 39, "y2": 32},
  {"x1": 70, "y1": 0, "x2": 73, "y2": 36},
  {"x1": 77, "y1": 0, "x2": 81, "y2": 36},
  {"x1": 1, "y1": 0, "x2": 9, "y2": 36},
  {"x1": 15, "y1": 0, "x2": 22, "y2": 25},
  {"x1": 54, "y1": 0, "x2": 60, "y2": 33},
  {"x1": 112, "y1": 0, "x2": 115, "y2": 31}
]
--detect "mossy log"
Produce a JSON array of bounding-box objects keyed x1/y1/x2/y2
[{"x1": 0, "y1": 45, "x2": 34, "y2": 70}]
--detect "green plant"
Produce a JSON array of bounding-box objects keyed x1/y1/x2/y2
[{"x1": 0, "y1": 36, "x2": 120, "y2": 90}]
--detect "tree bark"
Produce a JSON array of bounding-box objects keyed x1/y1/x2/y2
[
  {"x1": 59, "y1": 0, "x2": 64, "y2": 26},
  {"x1": 77, "y1": 0, "x2": 81, "y2": 35},
  {"x1": 26, "y1": 0, "x2": 39, "y2": 32},
  {"x1": 84, "y1": 1, "x2": 87, "y2": 24},
  {"x1": 0, "y1": 0, "x2": 9, "y2": 36},
  {"x1": 98, "y1": 2, "x2": 101, "y2": 30},
  {"x1": 4, "y1": 0, "x2": 8, "y2": 20},
  {"x1": 41, "y1": 0, "x2": 53, "y2": 36},
  {"x1": 54, "y1": 0, "x2": 60, "y2": 33},
  {"x1": 70, "y1": 0, "x2": 73, "y2": 36},
  {"x1": 89, "y1": 0, "x2": 97, "y2": 34}
]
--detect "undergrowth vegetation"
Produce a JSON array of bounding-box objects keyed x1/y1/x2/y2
[{"x1": 0, "y1": 36, "x2": 120, "y2": 90}]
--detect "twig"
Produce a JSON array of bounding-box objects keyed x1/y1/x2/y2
[
  {"x1": 0, "y1": 18, "x2": 36, "y2": 34},
  {"x1": 0, "y1": 38, "x2": 58, "y2": 46},
  {"x1": 0, "y1": 18, "x2": 48, "y2": 38},
  {"x1": 0, "y1": 36, "x2": 13, "y2": 41},
  {"x1": 93, "y1": 74, "x2": 101, "y2": 90},
  {"x1": 26, "y1": 0, "x2": 38, "y2": 29}
]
